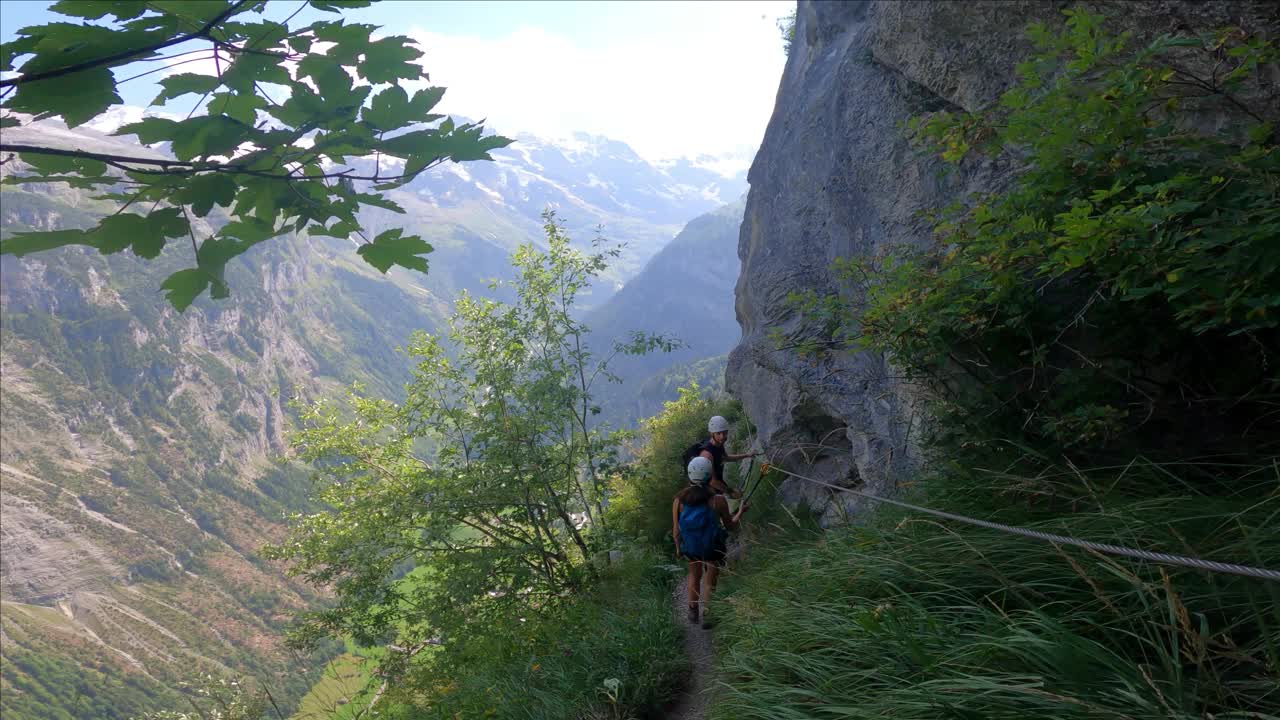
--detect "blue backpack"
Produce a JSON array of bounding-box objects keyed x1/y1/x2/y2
[{"x1": 678, "y1": 501, "x2": 723, "y2": 559}]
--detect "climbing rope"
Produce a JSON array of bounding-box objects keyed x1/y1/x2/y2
[
  {"x1": 762, "y1": 463, "x2": 1280, "y2": 583},
  {"x1": 739, "y1": 455, "x2": 767, "y2": 505}
]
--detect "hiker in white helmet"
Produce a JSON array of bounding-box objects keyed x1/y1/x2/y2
[
  {"x1": 673, "y1": 455, "x2": 748, "y2": 629},
  {"x1": 686, "y1": 415, "x2": 761, "y2": 498}
]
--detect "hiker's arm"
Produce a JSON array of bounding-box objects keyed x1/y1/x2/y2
[
  {"x1": 714, "y1": 496, "x2": 747, "y2": 532},
  {"x1": 709, "y1": 477, "x2": 732, "y2": 495},
  {"x1": 702, "y1": 450, "x2": 742, "y2": 499},
  {"x1": 672, "y1": 497, "x2": 682, "y2": 548}
]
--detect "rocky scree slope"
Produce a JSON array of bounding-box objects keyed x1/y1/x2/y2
[{"x1": 726, "y1": 0, "x2": 1279, "y2": 525}]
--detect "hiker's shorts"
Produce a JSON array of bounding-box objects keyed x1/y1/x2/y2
[{"x1": 684, "y1": 537, "x2": 728, "y2": 567}]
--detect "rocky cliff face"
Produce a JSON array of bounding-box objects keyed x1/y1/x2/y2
[{"x1": 726, "y1": 0, "x2": 1277, "y2": 524}]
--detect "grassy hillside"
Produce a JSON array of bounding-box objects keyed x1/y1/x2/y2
[{"x1": 709, "y1": 457, "x2": 1279, "y2": 718}]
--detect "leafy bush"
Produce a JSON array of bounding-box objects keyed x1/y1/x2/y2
[
  {"x1": 379, "y1": 551, "x2": 685, "y2": 720},
  {"x1": 133, "y1": 675, "x2": 275, "y2": 720},
  {"x1": 270, "y1": 217, "x2": 677, "y2": 653},
  {"x1": 254, "y1": 218, "x2": 688, "y2": 717}
]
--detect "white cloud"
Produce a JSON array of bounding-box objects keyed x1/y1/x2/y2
[
  {"x1": 22, "y1": 4, "x2": 789, "y2": 163},
  {"x1": 159, "y1": 48, "x2": 225, "y2": 80},
  {"x1": 82, "y1": 105, "x2": 182, "y2": 135},
  {"x1": 405, "y1": 1, "x2": 790, "y2": 162}
]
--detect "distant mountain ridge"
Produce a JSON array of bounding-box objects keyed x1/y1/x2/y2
[
  {"x1": 62, "y1": 108, "x2": 749, "y2": 305},
  {"x1": 368, "y1": 124, "x2": 749, "y2": 303},
  {"x1": 388, "y1": 128, "x2": 747, "y2": 226},
  {"x1": 587, "y1": 198, "x2": 745, "y2": 428}
]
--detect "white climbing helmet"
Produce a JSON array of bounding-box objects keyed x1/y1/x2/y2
[
  {"x1": 708, "y1": 415, "x2": 730, "y2": 434},
  {"x1": 687, "y1": 456, "x2": 713, "y2": 484}
]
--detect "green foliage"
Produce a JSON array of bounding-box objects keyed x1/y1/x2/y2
[
  {"x1": 379, "y1": 552, "x2": 685, "y2": 720},
  {"x1": 778, "y1": 10, "x2": 797, "y2": 57},
  {"x1": 265, "y1": 214, "x2": 673, "y2": 708},
  {"x1": 0, "y1": 0, "x2": 511, "y2": 308},
  {"x1": 606, "y1": 384, "x2": 746, "y2": 548},
  {"x1": 741, "y1": 12, "x2": 1280, "y2": 719},
  {"x1": 133, "y1": 675, "x2": 275, "y2": 720},
  {"x1": 791, "y1": 10, "x2": 1279, "y2": 470},
  {"x1": 606, "y1": 354, "x2": 728, "y2": 430},
  {"x1": 0, "y1": 641, "x2": 171, "y2": 720},
  {"x1": 354, "y1": 227, "x2": 432, "y2": 274}
]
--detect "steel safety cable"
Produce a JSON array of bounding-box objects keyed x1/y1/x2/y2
[{"x1": 764, "y1": 464, "x2": 1280, "y2": 582}]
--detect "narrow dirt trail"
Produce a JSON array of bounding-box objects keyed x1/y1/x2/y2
[{"x1": 665, "y1": 579, "x2": 714, "y2": 720}]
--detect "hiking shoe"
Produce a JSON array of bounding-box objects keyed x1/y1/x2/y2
[
  {"x1": 701, "y1": 614, "x2": 717, "y2": 630},
  {"x1": 687, "y1": 605, "x2": 699, "y2": 624}
]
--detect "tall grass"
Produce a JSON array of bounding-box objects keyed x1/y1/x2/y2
[{"x1": 710, "y1": 459, "x2": 1280, "y2": 719}]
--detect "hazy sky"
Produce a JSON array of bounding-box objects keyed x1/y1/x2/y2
[{"x1": 1, "y1": 0, "x2": 793, "y2": 160}]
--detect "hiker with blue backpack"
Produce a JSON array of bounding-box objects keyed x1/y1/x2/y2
[
  {"x1": 683, "y1": 415, "x2": 762, "y2": 499},
  {"x1": 674, "y1": 455, "x2": 749, "y2": 629}
]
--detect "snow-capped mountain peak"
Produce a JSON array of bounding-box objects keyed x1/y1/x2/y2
[{"x1": 410, "y1": 128, "x2": 751, "y2": 229}]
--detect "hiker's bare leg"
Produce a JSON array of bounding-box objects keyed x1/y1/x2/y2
[
  {"x1": 703, "y1": 564, "x2": 721, "y2": 606},
  {"x1": 687, "y1": 560, "x2": 704, "y2": 608}
]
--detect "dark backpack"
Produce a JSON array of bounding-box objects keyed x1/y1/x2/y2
[
  {"x1": 678, "y1": 501, "x2": 723, "y2": 559},
  {"x1": 680, "y1": 441, "x2": 707, "y2": 474}
]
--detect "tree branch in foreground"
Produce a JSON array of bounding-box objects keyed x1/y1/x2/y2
[
  {"x1": 0, "y1": 0, "x2": 257, "y2": 89},
  {"x1": 0, "y1": 143, "x2": 444, "y2": 183}
]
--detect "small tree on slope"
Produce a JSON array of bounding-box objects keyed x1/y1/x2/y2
[{"x1": 264, "y1": 214, "x2": 674, "y2": 700}]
